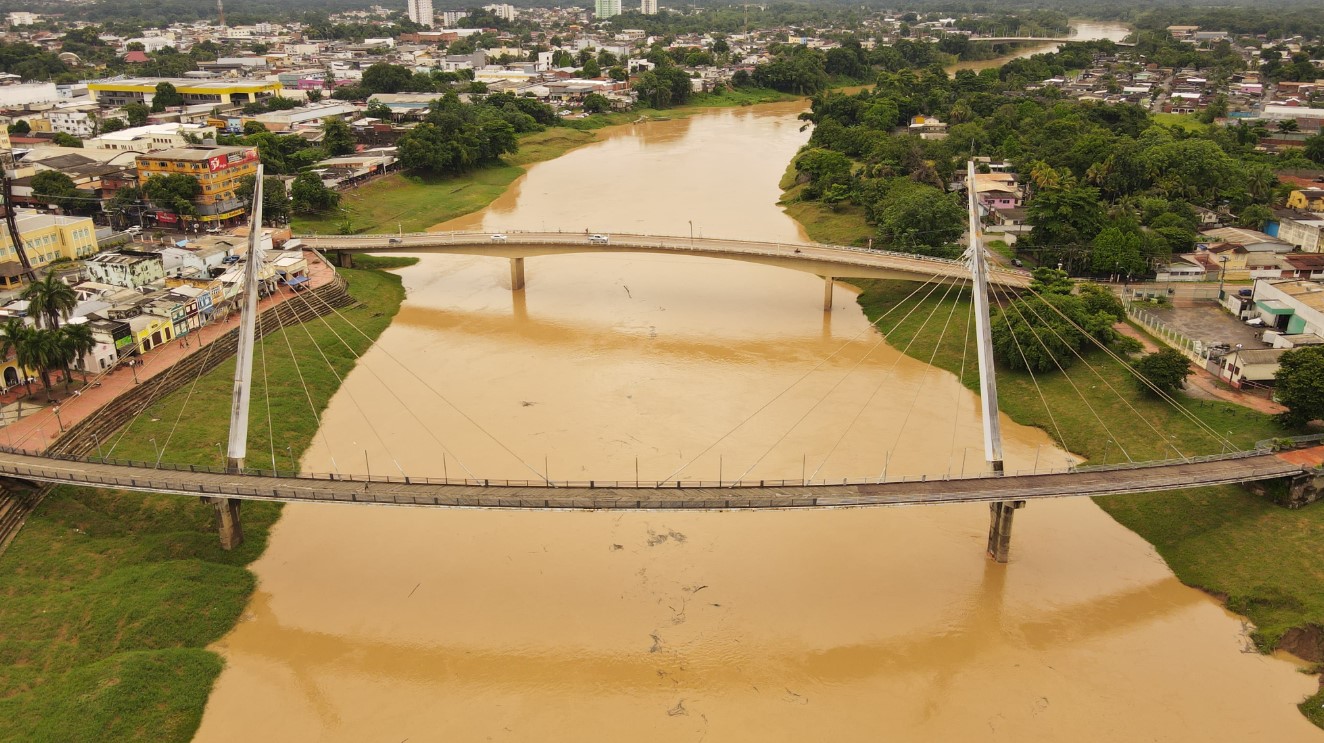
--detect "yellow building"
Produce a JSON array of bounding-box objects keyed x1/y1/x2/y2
[
  {"x1": 136, "y1": 145, "x2": 260, "y2": 225},
  {"x1": 1286, "y1": 188, "x2": 1324, "y2": 212},
  {"x1": 0, "y1": 211, "x2": 100, "y2": 288},
  {"x1": 88, "y1": 78, "x2": 282, "y2": 107}
]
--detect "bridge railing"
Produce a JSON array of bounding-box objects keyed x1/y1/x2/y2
[
  {"x1": 298, "y1": 230, "x2": 1032, "y2": 281},
  {"x1": 0, "y1": 440, "x2": 1285, "y2": 492}
]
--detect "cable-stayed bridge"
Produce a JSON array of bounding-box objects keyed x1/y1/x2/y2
[{"x1": 1, "y1": 164, "x2": 1313, "y2": 563}]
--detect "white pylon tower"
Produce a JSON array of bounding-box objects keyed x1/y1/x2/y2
[
  {"x1": 963, "y1": 160, "x2": 1023, "y2": 563},
  {"x1": 226, "y1": 164, "x2": 264, "y2": 472}
]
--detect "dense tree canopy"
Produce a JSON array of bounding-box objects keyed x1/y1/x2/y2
[{"x1": 1275, "y1": 346, "x2": 1324, "y2": 427}]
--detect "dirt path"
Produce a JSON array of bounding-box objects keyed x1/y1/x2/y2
[{"x1": 1114, "y1": 322, "x2": 1286, "y2": 416}]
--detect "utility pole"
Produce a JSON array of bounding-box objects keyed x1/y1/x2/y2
[{"x1": 1, "y1": 170, "x2": 36, "y2": 284}]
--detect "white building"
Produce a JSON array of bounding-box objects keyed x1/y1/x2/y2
[
  {"x1": 484, "y1": 4, "x2": 517, "y2": 20},
  {"x1": 6, "y1": 12, "x2": 41, "y2": 26},
  {"x1": 87, "y1": 252, "x2": 165, "y2": 289},
  {"x1": 85, "y1": 122, "x2": 218, "y2": 153},
  {"x1": 440, "y1": 10, "x2": 466, "y2": 27},
  {"x1": 407, "y1": 0, "x2": 434, "y2": 27},
  {"x1": 596, "y1": 0, "x2": 622, "y2": 19},
  {"x1": 640, "y1": 0, "x2": 658, "y2": 14},
  {"x1": 47, "y1": 106, "x2": 99, "y2": 138}
]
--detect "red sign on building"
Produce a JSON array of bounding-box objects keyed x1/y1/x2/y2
[
  {"x1": 207, "y1": 148, "x2": 260, "y2": 173},
  {"x1": 156, "y1": 211, "x2": 179, "y2": 223}
]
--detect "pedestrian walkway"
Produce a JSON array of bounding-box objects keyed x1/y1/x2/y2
[
  {"x1": 1114, "y1": 322, "x2": 1286, "y2": 416},
  {"x1": 0, "y1": 251, "x2": 339, "y2": 453}
]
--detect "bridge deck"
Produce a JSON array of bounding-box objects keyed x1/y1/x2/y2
[
  {"x1": 0, "y1": 449, "x2": 1302, "y2": 511},
  {"x1": 298, "y1": 231, "x2": 1033, "y2": 288}
]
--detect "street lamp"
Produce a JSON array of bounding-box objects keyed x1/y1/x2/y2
[
  {"x1": 1217, "y1": 255, "x2": 1229, "y2": 300},
  {"x1": 688, "y1": 220, "x2": 693, "y2": 247},
  {"x1": 149, "y1": 437, "x2": 160, "y2": 465},
  {"x1": 52, "y1": 404, "x2": 63, "y2": 432},
  {"x1": 92, "y1": 432, "x2": 104, "y2": 459},
  {"x1": 129, "y1": 359, "x2": 139, "y2": 384},
  {"x1": 286, "y1": 444, "x2": 295, "y2": 472}
]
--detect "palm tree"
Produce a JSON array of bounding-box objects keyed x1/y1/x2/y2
[
  {"x1": 59, "y1": 323, "x2": 97, "y2": 385},
  {"x1": 0, "y1": 318, "x2": 35, "y2": 398},
  {"x1": 22, "y1": 273, "x2": 77, "y2": 330},
  {"x1": 28, "y1": 329, "x2": 65, "y2": 402},
  {"x1": 1277, "y1": 119, "x2": 1299, "y2": 134}
]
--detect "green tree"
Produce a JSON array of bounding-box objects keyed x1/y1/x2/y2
[
  {"x1": 59, "y1": 322, "x2": 97, "y2": 384},
  {"x1": 121, "y1": 102, "x2": 148, "y2": 127},
  {"x1": 1274, "y1": 346, "x2": 1324, "y2": 427},
  {"x1": 149, "y1": 82, "x2": 184, "y2": 112},
  {"x1": 320, "y1": 117, "x2": 356, "y2": 156},
  {"x1": 237, "y1": 175, "x2": 291, "y2": 224},
  {"x1": 100, "y1": 117, "x2": 127, "y2": 133},
  {"x1": 582, "y1": 58, "x2": 601, "y2": 78},
  {"x1": 1090, "y1": 227, "x2": 1146, "y2": 276},
  {"x1": 873, "y1": 181, "x2": 965, "y2": 250},
  {"x1": 1276, "y1": 119, "x2": 1299, "y2": 133},
  {"x1": 1237, "y1": 204, "x2": 1273, "y2": 230},
  {"x1": 361, "y1": 63, "x2": 413, "y2": 94},
  {"x1": 581, "y1": 93, "x2": 610, "y2": 114},
  {"x1": 1132, "y1": 348, "x2": 1192, "y2": 397},
  {"x1": 7, "y1": 120, "x2": 30, "y2": 135},
  {"x1": 30, "y1": 171, "x2": 85, "y2": 214},
  {"x1": 1304, "y1": 134, "x2": 1324, "y2": 165},
  {"x1": 142, "y1": 173, "x2": 201, "y2": 216},
  {"x1": 21, "y1": 272, "x2": 78, "y2": 330},
  {"x1": 289, "y1": 172, "x2": 339, "y2": 214},
  {"x1": 365, "y1": 100, "x2": 393, "y2": 120},
  {"x1": 50, "y1": 132, "x2": 83, "y2": 148}
]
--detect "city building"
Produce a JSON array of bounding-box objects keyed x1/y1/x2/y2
[
  {"x1": 88, "y1": 78, "x2": 282, "y2": 108},
  {"x1": 0, "y1": 212, "x2": 101, "y2": 288},
  {"x1": 407, "y1": 0, "x2": 434, "y2": 27},
  {"x1": 86, "y1": 252, "x2": 166, "y2": 290},
  {"x1": 136, "y1": 146, "x2": 260, "y2": 226},
  {"x1": 640, "y1": 0, "x2": 658, "y2": 14},
  {"x1": 596, "y1": 0, "x2": 622, "y2": 19},
  {"x1": 440, "y1": 10, "x2": 466, "y2": 27},
  {"x1": 85, "y1": 122, "x2": 219, "y2": 153},
  {"x1": 484, "y1": 4, "x2": 517, "y2": 20}
]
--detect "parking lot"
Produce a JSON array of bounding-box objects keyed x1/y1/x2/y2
[{"x1": 1142, "y1": 301, "x2": 1268, "y2": 350}]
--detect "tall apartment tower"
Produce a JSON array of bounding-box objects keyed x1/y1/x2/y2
[
  {"x1": 407, "y1": 0, "x2": 434, "y2": 27},
  {"x1": 595, "y1": 0, "x2": 621, "y2": 19},
  {"x1": 640, "y1": 0, "x2": 658, "y2": 14}
]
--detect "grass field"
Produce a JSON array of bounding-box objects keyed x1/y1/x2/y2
[
  {"x1": 292, "y1": 128, "x2": 599, "y2": 235},
  {"x1": 851, "y1": 279, "x2": 1324, "y2": 720},
  {"x1": 777, "y1": 159, "x2": 875, "y2": 247},
  {"x1": 1154, "y1": 112, "x2": 1208, "y2": 132},
  {"x1": 0, "y1": 266, "x2": 408, "y2": 742},
  {"x1": 563, "y1": 87, "x2": 801, "y2": 130}
]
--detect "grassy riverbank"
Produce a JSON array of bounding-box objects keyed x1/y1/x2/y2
[
  {"x1": 0, "y1": 266, "x2": 408, "y2": 742},
  {"x1": 295, "y1": 89, "x2": 802, "y2": 236},
  {"x1": 778, "y1": 159, "x2": 874, "y2": 246},
  {"x1": 850, "y1": 279, "x2": 1324, "y2": 723},
  {"x1": 292, "y1": 128, "x2": 599, "y2": 234}
]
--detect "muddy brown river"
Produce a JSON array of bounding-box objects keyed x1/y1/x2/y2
[{"x1": 192, "y1": 102, "x2": 1320, "y2": 741}]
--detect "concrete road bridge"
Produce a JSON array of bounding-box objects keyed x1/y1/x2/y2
[{"x1": 298, "y1": 231, "x2": 1031, "y2": 309}]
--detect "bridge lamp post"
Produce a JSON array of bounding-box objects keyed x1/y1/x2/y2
[
  {"x1": 215, "y1": 442, "x2": 223, "y2": 466},
  {"x1": 129, "y1": 359, "x2": 139, "y2": 385},
  {"x1": 961, "y1": 447, "x2": 972, "y2": 476},
  {"x1": 1102, "y1": 439, "x2": 1113, "y2": 465},
  {"x1": 688, "y1": 220, "x2": 693, "y2": 247},
  {"x1": 92, "y1": 433, "x2": 104, "y2": 460},
  {"x1": 286, "y1": 444, "x2": 295, "y2": 472},
  {"x1": 149, "y1": 437, "x2": 160, "y2": 466},
  {"x1": 1033, "y1": 444, "x2": 1043, "y2": 473}
]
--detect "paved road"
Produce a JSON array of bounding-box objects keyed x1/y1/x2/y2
[
  {"x1": 299, "y1": 231, "x2": 1034, "y2": 289},
  {"x1": 0, "y1": 447, "x2": 1302, "y2": 511}
]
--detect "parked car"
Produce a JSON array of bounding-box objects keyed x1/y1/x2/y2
[
  {"x1": 588, "y1": 234, "x2": 610, "y2": 245},
  {"x1": 491, "y1": 234, "x2": 507, "y2": 242},
  {"x1": 123, "y1": 225, "x2": 142, "y2": 234}
]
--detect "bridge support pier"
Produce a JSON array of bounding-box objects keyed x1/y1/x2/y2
[
  {"x1": 510, "y1": 257, "x2": 525, "y2": 291},
  {"x1": 335, "y1": 251, "x2": 354, "y2": 269},
  {"x1": 823, "y1": 276, "x2": 834, "y2": 311},
  {"x1": 986, "y1": 500, "x2": 1024, "y2": 563},
  {"x1": 208, "y1": 497, "x2": 244, "y2": 550}
]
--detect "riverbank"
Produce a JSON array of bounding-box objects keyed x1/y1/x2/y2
[
  {"x1": 293, "y1": 88, "x2": 802, "y2": 236},
  {"x1": 0, "y1": 264, "x2": 411, "y2": 742},
  {"x1": 777, "y1": 158, "x2": 873, "y2": 247},
  {"x1": 845, "y1": 278, "x2": 1324, "y2": 726}
]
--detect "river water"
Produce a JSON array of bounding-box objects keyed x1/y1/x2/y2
[
  {"x1": 947, "y1": 20, "x2": 1133, "y2": 74},
  {"x1": 193, "y1": 70, "x2": 1320, "y2": 743}
]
